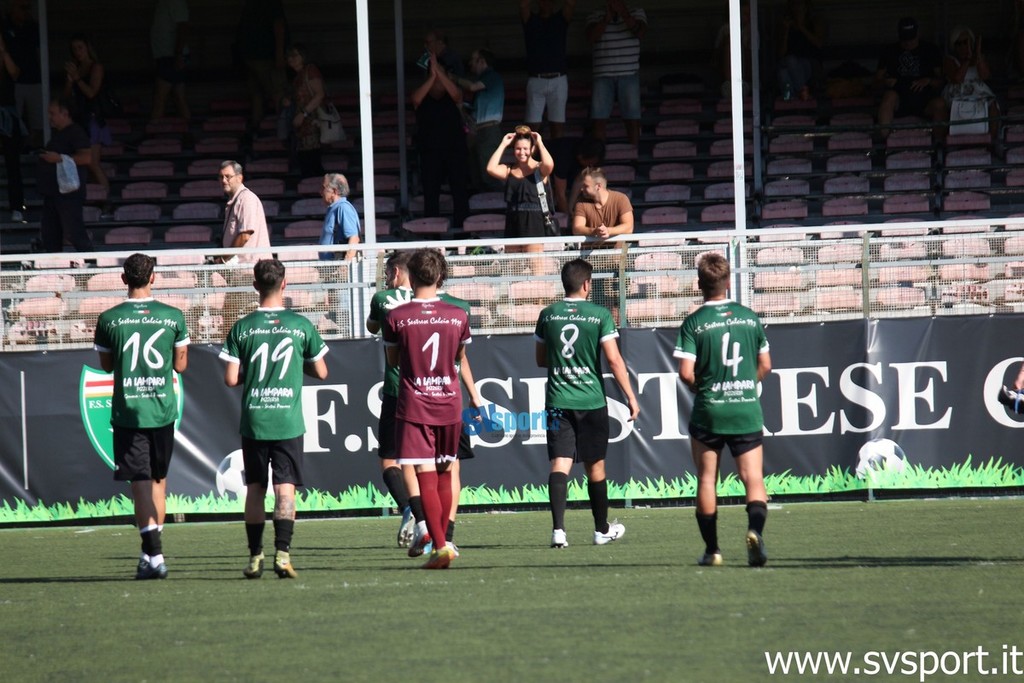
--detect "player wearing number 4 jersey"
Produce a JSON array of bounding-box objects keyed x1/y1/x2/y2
[
  {"x1": 94, "y1": 253, "x2": 189, "y2": 580},
  {"x1": 535, "y1": 258, "x2": 639, "y2": 549},
  {"x1": 220, "y1": 259, "x2": 328, "y2": 579},
  {"x1": 383, "y1": 248, "x2": 471, "y2": 569},
  {"x1": 675, "y1": 252, "x2": 772, "y2": 568}
]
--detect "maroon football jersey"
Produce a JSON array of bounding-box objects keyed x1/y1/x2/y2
[{"x1": 382, "y1": 298, "x2": 471, "y2": 425}]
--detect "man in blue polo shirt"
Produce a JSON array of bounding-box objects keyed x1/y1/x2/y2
[{"x1": 318, "y1": 172, "x2": 360, "y2": 261}]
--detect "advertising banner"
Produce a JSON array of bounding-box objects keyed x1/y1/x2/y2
[{"x1": 1, "y1": 317, "x2": 1022, "y2": 522}]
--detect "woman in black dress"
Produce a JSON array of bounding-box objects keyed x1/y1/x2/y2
[{"x1": 485, "y1": 125, "x2": 555, "y2": 261}]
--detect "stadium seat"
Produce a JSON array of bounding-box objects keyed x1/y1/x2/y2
[
  {"x1": 356, "y1": 174, "x2": 401, "y2": 193},
  {"x1": 822, "y1": 197, "x2": 868, "y2": 217},
  {"x1": 78, "y1": 296, "x2": 122, "y2": 316},
  {"x1": 290, "y1": 197, "x2": 326, "y2": 217},
  {"x1": 104, "y1": 226, "x2": 153, "y2": 245},
  {"x1": 752, "y1": 293, "x2": 802, "y2": 315},
  {"x1": 884, "y1": 173, "x2": 931, "y2": 192},
  {"x1": 817, "y1": 243, "x2": 862, "y2": 263},
  {"x1": 875, "y1": 286, "x2": 926, "y2": 309},
  {"x1": 202, "y1": 115, "x2": 247, "y2": 133},
  {"x1": 885, "y1": 129, "x2": 930, "y2": 149},
  {"x1": 469, "y1": 192, "x2": 505, "y2": 211},
  {"x1": 879, "y1": 242, "x2": 927, "y2": 260},
  {"x1": 509, "y1": 279, "x2": 558, "y2": 302},
  {"x1": 814, "y1": 286, "x2": 862, "y2": 311},
  {"x1": 283, "y1": 220, "x2": 322, "y2": 240},
  {"x1": 634, "y1": 251, "x2": 683, "y2": 271},
  {"x1": 767, "y1": 157, "x2": 811, "y2": 175},
  {"x1": 86, "y1": 183, "x2": 108, "y2": 202},
  {"x1": 128, "y1": 160, "x2": 174, "y2": 178},
  {"x1": 823, "y1": 175, "x2": 869, "y2": 195},
  {"x1": 462, "y1": 214, "x2": 504, "y2": 235},
  {"x1": 444, "y1": 282, "x2": 498, "y2": 302},
  {"x1": 194, "y1": 136, "x2": 240, "y2": 155},
  {"x1": 246, "y1": 178, "x2": 286, "y2": 197},
  {"x1": 945, "y1": 148, "x2": 991, "y2": 167},
  {"x1": 658, "y1": 98, "x2": 702, "y2": 115},
  {"x1": 144, "y1": 118, "x2": 188, "y2": 135},
  {"x1": 179, "y1": 179, "x2": 223, "y2": 199},
  {"x1": 942, "y1": 192, "x2": 990, "y2": 213},
  {"x1": 826, "y1": 154, "x2": 871, "y2": 173},
  {"x1": 815, "y1": 269, "x2": 861, "y2": 287},
  {"x1": 768, "y1": 134, "x2": 813, "y2": 154},
  {"x1": 640, "y1": 206, "x2": 687, "y2": 226},
  {"x1": 138, "y1": 138, "x2": 182, "y2": 155},
  {"x1": 625, "y1": 298, "x2": 682, "y2": 322},
  {"x1": 403, "y1": 217, "x2": 450, "y2": 235},
  {"x1": 352, "y1": 196, "x2": 397, "y2": 214},
  {"x1": 755, "y1": 246, "x2": 804, "y2": 265},
  {"x1": 753, "y1": 271, "x2": 806, "y2": 291},
  {"x1": 121, "y1": 181, "x2": 168, "y2": 201},
  {"x1": 761, "y1": 200, "x2": 808, "y2": 220},
  {"x1": 772, "y1": 114, "x2": 815, "y2": 128},
  {"x1": 710, "y1": 138, "x2": 752, "y2": 157},
  {"x1": 941, "y1": 237, "x2": 991, "y2": 258},
  {"x1": 885, "y1": 151, "x2": 931, "y2": 170},
  {"x1": 654, "y1": 119, "x2": 699, "y2": 136},
  {"x1": 601, "y1": 164, "x2": 636, "y2": 183},
  {"x1": 186, "y1": 159, "x2": 223, "y2": 177},
  {"x1": 172, "y1": 202, "x2": 220, "y2": 221},
  {"x1": 706, "y1": 160, "x2": 751, "y2": 178},
  {"x1": 156, "y1": 253, "x2": 206, "y2": 266},
  {"x1": 154, "y1": 272, "x2": 198, "y2": 290},
  {"x1": 652, "y1": 140, "x2": 696, "y2": 159},
  {"x1": 644, "y1": 184, "x2": 690, "y2": 202},
  {"x1": 882, "y1": 195, "x2": 930, "y2": 214},
  {"x1": 764, "y1": 179, "x2": 809, "y2": 197},
  {"x1": 938, "y1": 264, "x2": 990, "y2": 282},
  {"x1": 113, "y1": 204, "x2": 161, "y2": 222},
  {"x1": 700, "y1": 204, "x2": 735, "y2": 223},
  {"x1": 497, "y1": 303, "x2": 546, "y2": 325},
  {"x1": 25, "y1": 273, "x2": 76, "y2": 293},
  {"x1": 605, "y1": 143, "x2": 639, "y2": 161}
]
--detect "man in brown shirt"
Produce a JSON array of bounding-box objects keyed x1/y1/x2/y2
[{"x1": 572, "y1": 167, "x2": 633, "y2": 322}]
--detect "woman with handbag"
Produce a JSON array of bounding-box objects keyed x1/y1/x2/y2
[
  {"x1": 283, "y1": 43, "x2": 325, "y2": 178},
  {"x1": 485, "y1": 125, "x2": 555, "y2": 269},
  {"x1": 942, "y1": 27, "x2": 999, "y2": 144},
  {"x1": 64, "y1": 34, "x2": 110, "y2": 191}
]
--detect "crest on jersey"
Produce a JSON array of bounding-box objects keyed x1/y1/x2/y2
[{"x1": 79, "y1": 366, "x2": 183, "y2": 469}]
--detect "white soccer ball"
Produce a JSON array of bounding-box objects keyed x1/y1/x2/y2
[
  {"x1": 215, "y1": 450, "x2": 248, "y2": 499},
  {"x1": 855, "y1": 438, "x2": 907, "y2": 479}
]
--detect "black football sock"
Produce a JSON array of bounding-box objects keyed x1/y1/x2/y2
[
  {"x1": 746, "y1": 501, "x2": 768, "y2": 535},
  {"x1": 587, "y1": 479, "x2": 609, "y2": 533},
  {"x1": 246, "y1": 522, "x2": 265, "y2": 556},
  {"x1": 273, "y1": 519, "x2": 294, "y2": 553},
  {"x1": 696, "y1": 511, "x2": 719, "y2": 555},
  {"x1": 382, "y1": 466, "x2": 410, "y2": 510},
  {"x1": 446, "y1": 519, "x2": 456, "y2": 543},
  {"x1": 409, "y1": 495, "x2": 426, "y2": 524},
  {"x1": 140, "y1": 526, "x2": 160, "y2": 557},
  {"x1": 548, "y1": 471, "x2": 568, "y2": 530}
]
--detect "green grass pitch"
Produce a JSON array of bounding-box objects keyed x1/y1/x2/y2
[{"x1": 2, "y1": 499, "x2": 1023, "y2": 682}]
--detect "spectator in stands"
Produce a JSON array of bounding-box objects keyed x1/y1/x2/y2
[
  {"x1": 456, "y1": 48, "x2": 505, "y2": 193},
  {"x1": 775, "y1": 0, "x2": 824, "y2": 101},
  {"x1": 4, "y1": 0, "x2": 41, "y2": 147},
  {"x1": 572, "y1": 166, "x2": 633, "y2": 322},
  {"x1": 64, "y1": 34, "x2": 110, "y2": 191},
  {"x1": 283, "y1": 43, "x2": 325, "y2": 178},
  {"x1": 411, "y1": 30, "x2": 470, "y2": 230},
  {"x1": 236, "y1": 0, "x2": 288, "y2": 130},
  {"x1": 150, "y1": 0, "x2": 191, "y2": 122},
  {"x1": 0, "y1": 27, "x2": 25, "y2": 223},
  {"x1": 318, "y1": 172, "x2": 360, "y2": 261},
  {"x1": 519, "y1": 0, "x2": 576, "y2": 140},
  {"x1": 549, "y1": 135, "x2": 605, "y2": 214},
  {"x1": 220, "y1": 160, "x2": 271, "y2": 321},
  {"x1": 875, "y1": 17, "x2": 946, "y2": 139},
  {"x1": 587, "y1": 1, "x2": 647, "y2": 146},
  {"x1": 486, "y1": 125, "x2": 554, "y2": 264},
  {"x1": 714, "y1": 0, "x2": 753, "y2": 99},
  {"x1": 37, "y1": 96, "x2": 93, "y2": 253},
  {"x1": 942, "y1": 26, "x2": 999, "y2": 144}
]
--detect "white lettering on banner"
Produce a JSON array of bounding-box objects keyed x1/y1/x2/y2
[
  {"x1": 772, "y1": 367, "x2": 835, "y2": 436},
  {"x1": 301, "y1": 384, "x2": 348, "y2": 453},
  {"x1": 983, "y1": 358, "x2": 1024, "y2": 428},
  {"x1": 602, "y1": 373, "x2": 635, "y2": 443},
  {"x1": 891, "y1": 362, "x2": 952, "y2": 430},
  {"x1": 838, "y1": 362, "x2": 886, "y2": 434},
  {"x1": 472, "y1": 376, "x2": 516, "y2": 448},
  {"x1": 637, "y1": 372, "x2": 687, "y2": 440},
  {"x1": 517, "y1": 376, "x2": 549, "y2": 445}
]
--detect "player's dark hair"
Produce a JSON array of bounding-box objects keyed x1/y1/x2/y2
[
  {"x1": 253, "y1": 258, "x2": 286, "y2": 295},
  {"x1": 697, "y1": 252, "x2": 730, "y2": 296},
  {"x1": 123, "y1": 253, "x2": 155, "y2": 289},
  {"x1": 385, "y1": 250, "x2": 412, "y2": 271},
  {"x1": 407, "y1": 248, "x2": 446, "y2": 289},
  {"x1": 561, "y1": 258, "x2": 593, "y2": 295}
]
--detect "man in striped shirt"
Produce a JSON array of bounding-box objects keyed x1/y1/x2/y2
[{"x1": 586, "y1": 1, "x2": 647, "y2": 145}]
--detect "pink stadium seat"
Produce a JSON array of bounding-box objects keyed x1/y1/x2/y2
[
  {"x1": 286, "y1": 290, "x2": 327, "y2": 310},
  {"x1": 626, "y1": 299, "x2": 682, "y2": 321},
  {"x1": 815, "y1": 269, "x2": 861, "y2": 287},
  {"x1": 654, "y1": 119, "x2": 699, "y2": 136},
  {"x1": 713, "y1": 118, "x2": 753, "y2": 134},
  {"x1": 941, "y1": 237, "x2": 991, "y2": 258},
  {"x1": 113, "y1": 204, "x2": 161, "y2": 222},
  {"x1": 138, "y1": 138, "x2": 182, "y2": 155},
  {"x1": 86, "y1": 273, "x2": 123, "y2": 291},
  {"x1": 1004, "y1": 235, "x2": 1024, "y2": 254},
  {"x1": 121, "y1": 181, "x2": 168, "y2": 201},
  {"x1": 352, "y1": 196, "x2": 397, "y2": 214},
  {"x1": 444, "y1": 283, "x2": 498, "y2": 302},
  {"x1": 885, "y1": 151, "x2": 931, "y2": 170},
  {"x1": 173, "y1": 202, "x2": 219, "y2": 221},
  {"x1": 640, "y1": 206, "x2": 687, "y2": 226},
  {"x1": 605, "y1": 143, "x2": 639, "y2": 161},
  {"x1": 827, "y1": 132, "x2": 872, "y2": 151},
  {"x1": 817, "y1": 243, "x2": 862, "y2": 263},
  {"x1": 245, "y1": 158, "x2": 288, "y2": 175},
  {"x1": 17, "y1": 298, "x2": 67, "y2": 318},
  {"x1": 707, "y1": 160, "x2": 752, "y2": 178},
  {"x1": 289, "y1": 197, "x2": 326, "y2": 217},
  {"x1": 509, "y1": 280, "x2": 558, "y2": 302},
  {"x1": 946, "y1": 148, "x2": 991, "y2": 167},
  {"x1": 886, "y1": 129, "x2": 930, "y2": 149},
  {"x1": 710, "y1": 138, "x2": 752, "y2": 157},
  {"x1": 815, "y1": 287, "x2": 862, "y2": 311},
  {"x1": 882, "y1": 195, "x2": 930, "y2": 214},
  {"x1": 875, "y1": 287, "x2": 926, "y2": 309},
  {"x1": 884, "y1": 173, "x2": 930, "y2": 192},
  {"x1": 356, "y1": 174, "x2": 401, "y2": 193},
  {"x1": 938, "y1": 264, "x2": 990, "y2": 282},
  {"x1": 83, "y1": 206, "x2": 102, "y2": 223},
  {"x1": 25, "y1": 273, "x2": 76, "y2": 293},
  {"x1": 283, "y1": 220, "x2": 322, "y2": 240},
  {"x1": 752, "y1": 293, "x2": 801, "y2": 315},
  {"x1": 278, "y1": 249, "x2": 320, "y2": 262},
  {"x1": 822, "y1": 197, "x2": 868, "y2": 217},
  {"x1": 297, "y1": 176, "x2": 323, "y2": 195},
  {"x1": 186, "y1": 159, "x2": 222, "y2": 177},
  {"x1": 128, "y1": 160, "x2": 174, "y2": 178},
  {"x1": 78, "y1": 296, "x2": 123, "y2": 316},
  {"x1": 202, "y1": 115, "x2": 247, "y2": 133},
  {"x1": 246, "y1": 178, "x2": 286, "y2": 197},
  {"x1": 943, "y1": 191, "x2": 990, "y2": 213},
  {"x1": 179, "y1": 179, "x2": 223, "y2": 199},
  {"x1": 753, "y1": 271, "x2": 806, "y2": 291},
  {"x1": 700, "y1": 204, "x2": 735, "y2": 223},
  {"x1": 403, "y1": 217, "x2": 450, "y2": 234},
  {"x1": 755, "y1": 246, "x2": 804, "y2": 265},
  {"x1": 601, "y1": 164, "x2": 636, "y2": 183},
  {"x1": 644, "y1": 184, "x2": 690, "y2": 202},
  {"x1": 769, "y1": 134, "x2": 813, "y2": 154},
  {"x1": 144, "y1": 118, "x2": 187, "y2": 135},
  {"x1": 879, "y1": 242, "x2": 927, "y2": 260},
  {"x1": 86, "y1": 183, "x2": 108, "y2": 202},
  {"x1": 104, "y1": 226, "x2": 153, "y2": 246},
  {"x1": 652, "y1": 140, "x2": 697, "y2": 159},
  {"x1": 469, "y1": 192, "x2": 505, "y2": 211},
  {"x1": 826, "y1": 154, "x2": 871, "y2": 173},
  {"x1": 773, "y1": 114, "x2": 815, "y2": 127},
  {"x1": 648, "y1": 162, "x2": 694, "y2": 182},
  {"x1": 824, "y1": 175, "x2": 869, "y2": 195},
  {"x1": 658, "y1": 98, "x2": 702, "y2": 115},
  {"x1": 764, "y1": 179, "x2": 809, "y2": 197},
  {"x1": 462, "y1": 214, "x2": 505, "y2": 234},
  {"x1": 194, "y1": 136, "x2": 240, "y2": 155},
  {"x1": 877, "y1": 265, "x2": 931, "y2": 284},
  {"x1": 629, "y1": 275, "x2": 684, "y2": 296},
  {"x1": 761, "y1": 200, "x2": 808, "y2": 220},
  {"x1": 634, "y1": 251, "x2": 683, "y2": 271},
  {"x1": 252, "y1": 137, "x2": 286, "y2": 153},
  {"x1": 766, "y1": 157, "x2": 811, "y2": 175},
  {"x1": 830, "y1": 112, "x2": 873, "y2": 126},
  {"x1": 153, "y1": 272, "x2": 198, "y2": 290},
  {"x1": 163, "y1": 224, "x2": 212, "y2": 244}
]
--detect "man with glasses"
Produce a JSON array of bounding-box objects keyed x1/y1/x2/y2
[{"x1": 220, "y1": 160, "x2": 271, "y2": 322}]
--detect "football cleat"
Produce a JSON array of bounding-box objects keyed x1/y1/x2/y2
[
  {"x1": 274, "y1": 551, "x2": 298, "y2": 579},
  {"x1": 746, "y1": 530, "x2": 767, "y2": 567},
  {"x1": 447, "y1": 542, "x2": 460, "y2": 558},
  {"x1": 135, "y1": 561, "x2": 168, "y2": 580},
  {"x1": 397, "y1": 506, "x2": 415, "y2": 548},
  {"x1": 997, "y1": 385, "x2": 1024, "y2": 414},
  {"x1": 243, "y1": 552, "x2": 265, "y2": 579},
  {"x1": 551, "y1": 528, "x2": 568, "y2": 549},
  {"x1": 408, "y1": 525, "x2": 431, "y2": 558},
  {"x1": 698, "y1": 551, "x2": 724, "y2": 567},
  {"x1": 593, "y1": 521, "x2": 625, "y2": 546},
  {"x1": 421, "y1": 546, "x2": 453, "y2": 570}
]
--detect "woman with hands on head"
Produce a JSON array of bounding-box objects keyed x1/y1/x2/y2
[{"x1": 485, "y1": 125, "x2": 555, "y2": 263}]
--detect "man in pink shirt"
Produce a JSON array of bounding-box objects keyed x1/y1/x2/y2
[{"x1": 220, "y1": 159, "x2": 271, "y2": 263}]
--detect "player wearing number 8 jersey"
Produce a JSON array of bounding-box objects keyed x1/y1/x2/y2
[
  {"x1": 675, "y1": 252, "x2": 772, "y2": 567},
  {"x1": 220, "y1": 259, "x2": 328, "y2": 579},
  {"x1": 383, "y1": 248, "x2": 471, "y2": 569},
  {"x1": 535, "y1": 258, "x2": 639, "y2": 548},
  {"x1": 94, "y1": 253, "x2": 189, "y2": 580}
]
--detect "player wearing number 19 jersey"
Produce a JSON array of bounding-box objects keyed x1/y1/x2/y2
[
  {"x1": 535, "y1": 258, "x2": 639, "y2": 549},
  {"x1": 675, "y1": 252, "x2": 772, "y2": 568},
  {"x1": 94, "y1": 253, "x2": 189, "y2": 580},
  {"x1": 221, "y1": 259, "x2": 328, "y2": 579}
]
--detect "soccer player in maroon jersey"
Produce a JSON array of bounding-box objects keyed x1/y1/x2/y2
[{"x1": 382, "y1": 249, "x2": 471, "y2": 569}]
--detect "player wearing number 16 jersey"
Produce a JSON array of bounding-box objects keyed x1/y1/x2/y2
[
  {"x1": 94, "y1": 253, "x2": 189, "y2": 580},
  {"x1": 535, "y1": 258, "x2": 639, "y2": 549},
  {"x1": 675, "y1": 252, "x2": 772, "y2": 568},
  {"x1": 220, "y1": 259, "x2": 328, "y2": 579},
  {"x1": 383, "y1": 249, "x2": 470, "y2": 569}
]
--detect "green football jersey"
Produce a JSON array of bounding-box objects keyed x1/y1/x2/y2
[
  {"x1": 368, "y1": 286, "x2": 413, "y2": 397},
  {"x1": 93, "y1": 298, "x2": 189, "y2": 429},
  {"x1": 674, "y1": 299, "x2": 769, "y2": 434},
  {"x1": 221, "y1": 307, "x2": 328, "y2": 440},
  {"x1": 534, "y1": 298, "x2": 618, "y2": 410},
  {"x1": 440, "y1": 290, "x2": 470, "y2": 375}
]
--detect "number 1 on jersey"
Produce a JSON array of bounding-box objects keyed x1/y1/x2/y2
[{"x1": 422, "y1": 332, "x2": 440, "y2": 371}]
